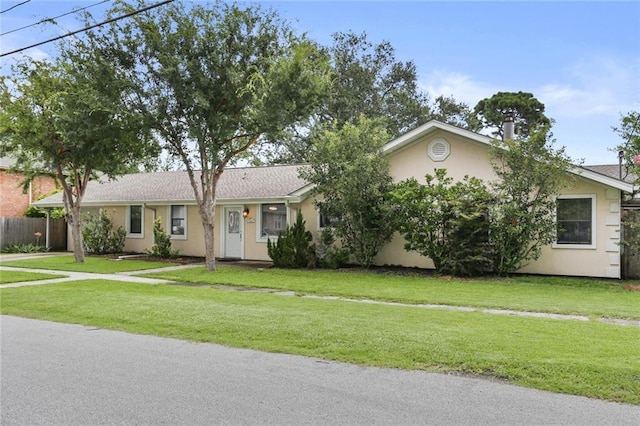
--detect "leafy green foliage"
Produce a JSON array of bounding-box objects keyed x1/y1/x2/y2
[
  {"x1": 267, "y1": 211, "x2": 316, "y2": 268},
  {"x1": 0, "y1": 35, "x2": 156, "y2": 263},
  {"x1": 274, "y1": 32, "x2": 478, "y2": 163},
  {"x1": 146, "y1": 218, "x2": 179, "y2": 259},
  {"x1": 23, "y1": 206, "x2": 47, "y2": 218},
  {"x1": 23, "y1": 206, "x2": 65, "y2": 219},
  {"x1": 473, "y1": 91, "x2": 551, "y2": 138},
  {"x1": 612, "y1": 111, "x2": 640, "y2": 253},
  {"x1": 392, "y1": 169, "x2": 494, "y2": 276},
  {"x1": 2, "y1": 243, "x2": 47, "y2": 254},
  {"x1": 91, "y1": 0, "x2": 330, "y2": 270},
  {"x1": 23, "y1": 191, "x2": 66, "y2": 218},
  {"x1": 489, "y1": 127, "x2": 575, "y2": 274},
  {"x1": 82, "y1": 211, "x2": 126, "y2": 255},
  {"x1": 315, "y1": 228, "x2": 350, "y2": 269},
  {"x1": 300, "y1": 116, "x2": 396, "y2": 267},
  {"x1": 614, "y1": 111, "x2": 640, "y2": 180}
]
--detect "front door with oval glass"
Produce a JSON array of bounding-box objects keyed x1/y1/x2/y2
[{"x1": 224, "y1": 206, "x2": 242, "y2": 258}]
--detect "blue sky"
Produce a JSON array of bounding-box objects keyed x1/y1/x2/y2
[{"x1": 1, "y1": 0, "x2": 639, "y2": 165}]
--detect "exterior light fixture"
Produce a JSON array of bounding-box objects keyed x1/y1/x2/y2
[{"x1": 243, "y1": 207, "x2": 250, "y2": 218}]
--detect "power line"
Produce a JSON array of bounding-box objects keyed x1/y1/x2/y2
[
  {"x1": 0, "y1": 0, "x2": 31, "y2": 15},
  {"x1": 1, "y1": 0, "x2": 111, "y2": 37},
  {"x1": 0, "y1": 0, "x2": 175, "y2": 58}
]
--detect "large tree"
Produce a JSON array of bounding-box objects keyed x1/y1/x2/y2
[
  {"x1": 88, "y1": 0, "x2": 330, "y2": 270},
  {"x1": 0, "y1": 47, "x2": 155, "y2": 262},
  {"x1": 473, "y1": 91, "x2": 551, "y2": 138},
  {"x1": 488, "y1": 126, "x2": 575, "y2": 274},
  {"x1": 272, "y1": 31, "x2": 432, "y2": 163},
  {"x1": 300, "y1": 116, "x2": 396, "y2": 267}
]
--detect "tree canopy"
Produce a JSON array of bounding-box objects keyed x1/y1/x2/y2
[
  {"x1": 613, "y1": 111, "x2": 640, "y2": 181},
  {"x1": 473, "y1": 91, "x2": 551, "y2": 138},
  {"x1": 86, "y1": 0, "x2": 331, "y2": 270},
  {"x1": 273, "y1": 31, "x2": 477, "y2": 163},
  {"x1": 0, "y1": 41, "x2": 155, "y2": 262},
  {"x1": 300, "y1": 116, "x2": 396, "y2": 267},
  {"x1": 488, "y1": 126, "x2": 575, "y2": 274}
]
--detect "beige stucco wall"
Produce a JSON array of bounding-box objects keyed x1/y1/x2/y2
[
  {"x1": 377, "y1": 131, "x2": 497, "y2": 270},
  {"x1": 519, "y1": 179, "x2": 621, "y2": 278},
  {"x1": 388, "y1": 130, "x2": 497, "y2": 183},
  {"x1": 65, "y1": 128, "x2": 623, "y2": 278}
]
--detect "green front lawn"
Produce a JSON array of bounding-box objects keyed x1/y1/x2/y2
[
  {"x1": 1, "y1": 279, "x2": 638, "y2": 404},
  {"x1": 0, "y1": 270, "x2": 66, "y2": 285},
  {"x1": 1, "y1": 255, "x2": 177, "y2": 273},
  {"x1": 142, "y1": 266, "x2": 640, "y2": 320}
]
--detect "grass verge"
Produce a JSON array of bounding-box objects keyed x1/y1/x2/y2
[
  {"x1": 142, "y1": 266, "x2": 640, "y2": 320},
  {"x1": 1, "y1": 280, "x2": 638, "y2": 405},
  {"x1": 1, "y1": 255, "x2": 177, "y2": 273},
  {"x1": 0, "y1": 270, "x2": 66, "y2": 285}
]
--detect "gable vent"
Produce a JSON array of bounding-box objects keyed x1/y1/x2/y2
[{"x1": 427, "y1": 138, "x2": 450, "y2": 162}]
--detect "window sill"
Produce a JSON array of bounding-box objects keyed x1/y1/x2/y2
[
  {"x1": 552, "y1": 243, "x2": 596, "y2": 250},
  {"x1": 127, "y1": 234, "x2": 144, "y2": 239},
  {"x1": 170, "y1": 234, "x2": 187, "y2": 241}
]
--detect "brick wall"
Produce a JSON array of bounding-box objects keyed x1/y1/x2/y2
[{"x1": 0, "y1": 170, "x2": 58, "y2": 218}]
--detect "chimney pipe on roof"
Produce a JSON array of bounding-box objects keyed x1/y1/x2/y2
[
  {"x1": 619, "y1": 150, "x2": 624, "y2": 180},
  {"x1": 503, "y1": 111, "x2": 515, "y2": 141}
]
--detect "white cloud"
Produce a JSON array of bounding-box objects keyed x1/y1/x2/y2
[
  {"x1": 537, "y1": 55, "x2": 640, "y2": 120},
  {"x1": 418, "y1": 70, "x2": 497, "y2": 108}
]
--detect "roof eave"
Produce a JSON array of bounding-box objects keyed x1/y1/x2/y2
[
  {"x1": 382, "y1": 120, "x2": 493, "y2": 155},
  {"x1": 571, "y1": 166, "x2": 635, "y2": 193}
]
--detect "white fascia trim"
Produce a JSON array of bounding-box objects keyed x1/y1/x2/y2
[
  {"x1": 569, "y1": 166, "x2": 634, "y2": 193},
  {"x1": 382, "y1": 120, "x2": 493, "y2": 156},
  {"x1": 216, "y1": 196, "x2": 307, "y2": 205}
]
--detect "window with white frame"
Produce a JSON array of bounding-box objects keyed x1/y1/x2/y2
[
  {"x1": 170, "y1": 205, "x2": 186, "y2": 238},
  {"x1": 260, "y1": 203, "x2": 286, "y2": 238},
  {"x1": 556, "y1": 195, "x2": 596, "y2": 247},
  {"x1": 127, "y1": 205, "x2": 143, "y2": 238}
]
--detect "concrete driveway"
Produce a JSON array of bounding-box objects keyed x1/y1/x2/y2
[{"x1": 2, "y1": 315, "x2": 638, "y2": 425}]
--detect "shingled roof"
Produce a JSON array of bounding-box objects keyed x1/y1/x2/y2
[
  {"x1": 34, "y1": 164, "x2": 311, "y2": 207},
  {"x1": 583, "y1": 164, "x2": 636, "y2": 184}
]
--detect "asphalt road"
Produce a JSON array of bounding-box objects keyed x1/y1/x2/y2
[{"x1": 1, "y1": 315, "x2": 638, "y2": 425}]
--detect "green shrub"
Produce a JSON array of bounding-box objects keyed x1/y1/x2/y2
[
  {"x1": 391, "y1": 169, "x2": 494, "y2": 277},
  {"x1": 24, "y1": 205, "x2": 65, "y2": 219},
  {"x1": 267, "y1": 211, "x2": 316, "y2": 268},
  {"x1": 23, "y1": 205, "x2": 47, "y2": 218},
  {"x1": 2, "y1": 243, "x2": 48, "y2": 253},
  {"x1": 316, "y1": 228, "x2": 349, "y2": 269},
  {"x1": 146, "y1": 218, "x2": 180, "y2": 258},
  {"x1": 82, "y1": 210, "x2": 126, "y2": 254}
]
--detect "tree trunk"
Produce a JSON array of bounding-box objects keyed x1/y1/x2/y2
[
  {"x1": 198, "y1": 196, "x2": 217, "y2": 271},
  {"x1": 68, "y1": 204, "x2": 85, "y2": 263},
  {"x1": 202, "y1": 217, "x2": 216, "y2": 271}
]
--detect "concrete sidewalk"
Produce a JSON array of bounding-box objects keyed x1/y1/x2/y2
[
  {"x1": 0, "y1": 251, "x2": 205, "y2": 287},
  {"x1": 2, "y1": 254, "x2": 638, "y2": 327}
]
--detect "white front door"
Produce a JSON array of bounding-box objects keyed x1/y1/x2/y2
[{"x1": 223, "y1": 206, "x2": 242, "y2": 258}]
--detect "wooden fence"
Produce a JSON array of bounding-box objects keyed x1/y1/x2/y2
[{"x1": 0, "y1": 217, "x2": 67, "y2": 251}]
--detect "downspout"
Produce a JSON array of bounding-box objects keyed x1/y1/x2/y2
[
  {"x1": 45, "y1": 208, "x2": 50, "y2": 250},
  {"x1": 144, "y1": 203, "x2": 157, "y2": 219}
]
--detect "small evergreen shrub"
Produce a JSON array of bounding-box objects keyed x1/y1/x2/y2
[
  {"x1": 267, "y1": 211, "x2": 316, "y2": 268},
  {"x1": 146, "y1": 218, "x2": 180, "y2": 258},
  {"x1": 316, "y1": 228, "x2": 349, "y2": 269},
  {"x1": 82, "y1": 210, "x2": 126, "y2": 254}
]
